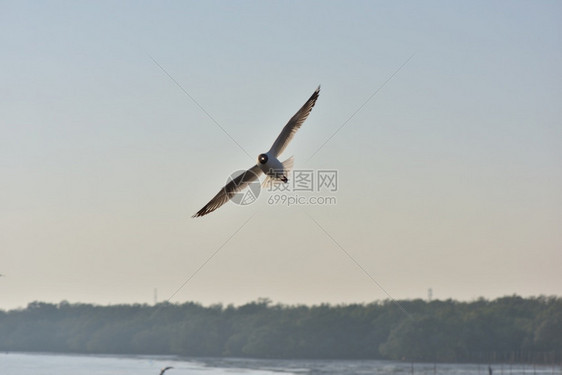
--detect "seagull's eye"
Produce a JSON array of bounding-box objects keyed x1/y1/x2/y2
[{"x1": 258, "y1": 154, "x2": 268, "y2": 164}]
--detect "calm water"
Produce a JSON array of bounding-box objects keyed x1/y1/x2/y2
[{"x1": 1, "y1": 352, "x2": 560, "y2": 375}]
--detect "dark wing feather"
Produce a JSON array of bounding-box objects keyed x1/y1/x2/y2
[
  {"x1": 192, "y1": 165, "x2": 262, "y2": 217},
  {"x1": 268, "y1": 86, "x2": 320, "y2": 157}
]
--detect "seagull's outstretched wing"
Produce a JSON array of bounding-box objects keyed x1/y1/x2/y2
[
  {"x1": 193, "y1": 165, "x2": 263, "y2": 218},
  {"x1": 159, "y1": 367, "x2": 173, "y2": 375},
  {"x1": 268, "y1": 86, "x2": 320, "y2": 157}
]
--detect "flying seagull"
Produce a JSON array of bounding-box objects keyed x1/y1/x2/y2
[
  {"x1": 159, "y1": 366, "x2": 173, "y2": 375},
  {"x1": 193, "y1": 86, "x2": 320, "y2": 217}
]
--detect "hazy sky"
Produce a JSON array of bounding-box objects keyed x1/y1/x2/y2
[{"x1": 1, "y1": 1, "x2": 561, "y2": 310}]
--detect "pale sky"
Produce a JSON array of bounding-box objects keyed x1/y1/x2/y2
[{"x1": 1, "y1": 1, "x2": 561, "y2": 310}]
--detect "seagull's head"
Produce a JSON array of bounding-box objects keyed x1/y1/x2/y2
[{"x1": 258, "y1": 153, "x2": 268, "y2": 165}]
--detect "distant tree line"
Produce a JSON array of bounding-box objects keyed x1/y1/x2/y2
[{"x1": 0, "y1": 295, "x2": 560, "y2": 362}]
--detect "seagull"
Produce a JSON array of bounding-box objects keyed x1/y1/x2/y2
[
  {"x1": 159, "y1": 366, "x2": 173, "y2": 375},
  {"x1": 193, "y1": 86, "x2": 320, "y2": 217}
]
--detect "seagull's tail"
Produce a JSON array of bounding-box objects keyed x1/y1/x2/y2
[
  {"x1": 262, "y1": 156, "x2": 295, "y2": 188},
  {"x1": 282, "y1": 156, "x2": 294, "y2": 176}
]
